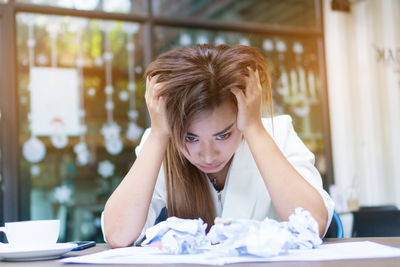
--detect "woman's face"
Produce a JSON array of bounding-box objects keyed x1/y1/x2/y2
[{"x1": 179, "y1": 100, "x2": 242, "y2": 175}]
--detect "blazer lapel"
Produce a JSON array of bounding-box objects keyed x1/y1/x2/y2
[{"x1": 222, "y1": 141, "x2": 260, "y2": 219}]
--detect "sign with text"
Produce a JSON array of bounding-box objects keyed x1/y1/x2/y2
[{"x1": 30, "y1": 67, "x2": 81, "y2": 136}]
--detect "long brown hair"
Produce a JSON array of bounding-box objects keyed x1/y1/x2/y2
[{"x1": 145, "y1": 44, "x2": 272, "y2": 229}]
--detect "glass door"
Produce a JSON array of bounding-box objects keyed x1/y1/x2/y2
[{"x1": 16, "y1": 13, "x2": 146, "y2": 242}]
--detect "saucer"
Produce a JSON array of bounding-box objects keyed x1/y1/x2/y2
[{"x1": 0, "y1": 243, "x2": 77, "y2": 261}]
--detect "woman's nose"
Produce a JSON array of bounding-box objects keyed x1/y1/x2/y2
[{"x1": 199, "y1": 142, "x2": 219, "y2": 163}]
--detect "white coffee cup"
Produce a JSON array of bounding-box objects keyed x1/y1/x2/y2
[{"x1": 0, "y1": 220, "x2": 60, "y2": 248}]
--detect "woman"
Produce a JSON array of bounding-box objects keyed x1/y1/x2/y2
[{"x1": 102, "y1": 44, "x2": 334, "y2": 248}]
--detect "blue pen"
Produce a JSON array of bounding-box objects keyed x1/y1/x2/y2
[{"x1": 70, "y1": 241, "x2": 96, "y2": 251}]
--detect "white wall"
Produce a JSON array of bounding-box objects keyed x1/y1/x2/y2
[{"x1": 324, "y1": 0, "x2": 400, "y2": 210}]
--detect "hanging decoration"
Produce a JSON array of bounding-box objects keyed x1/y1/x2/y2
[
  {"x1": 94, "y1": 57, "x2": 104, "y2": 67},
  {"x1": 22, "y1": 14, "x2": 82, "y2": 161},
  {"x1": 98, "y1": 160, "x2": 115, "y2": 178},
  {"x1": 215, "y1": 36, "x2": 225, "y2": 45},
  {"x1": 36, "y1": 53, "x2": 48, "y2": 65},
  {"x1": 292, "y1": 42, "x2": 310, "y2": 118},
  {"x1": 100, "y1": 21, "x2": 124, "y2": 155},
  {"x1": 101, "y1": 122, "x2": 123, "y2": 154},
  {"x1": 122, "y1": 22, "x2": 143, "y2": 142},
  {"x1": 263, "y1": 39, "x2": 274, "y2": 52},
  {"x1": 22, "y1": 15, "x2": 47, "y2": 163},
  {"x1": 23, "y1": 135, "x2": 47, "y2": 163},
  {"x1": 293, "y1": 94, "x2": 310, "y2": 117},
  {"x1": 239, "y1": 37, "x2": 250, "y2": 46},
  {"x1": 46, "y1": 17, "x2": 70, "y2": 149},
  {"x1": 88, "y1": 87, "x2": 96, "y2": 96},
  {"x1": 293, "y1": 42, "x2": 303, "y2": 55},
  {"x1": 54, "y1": 185, "x2": 73, "y2": 204},
  {"x1": 74, "y1": 142, "x2": 89, "y2": 166},
  {"x1": 276, "y1": 40, "x2": 287, "y2": 61},
  {"x1": 48, "y1": 19, "x2": 59, "y2": 68},
  {"x1": 263, "y1": 39, "x2": 287, "y2": 99},
  {"x1": 273, "y1": 39, "x2": 291, "y2": 104},
  {"x1": 196, "y1": 35, "x2": 208, "y2": 45},
  {"x1": 276, "y1": 40, "x2": 286, "y2": 51},
  {"x1": 30, "y1": 165, "x2": 41, "y2": 177},
  {"x1": 291, "y1": 41, "x2": 312, "y2": 139},
  {"x1": 135, "y1": 65, "x2": 143, "y2": 74},
  {"x1": 119, "y1": 90, "x2": 129, "y2": 102},
  {"x1": 277, "y1": 69, "x2": 290, "y2": 97},
  {"x1": 179, "y1": 33, "x2": 192, "y2": 46},
  {"x1": 308, "y1": 70, "x2": 317, "y2": 101},
  {"x1": 50, "y1": 118, "x2": 69, "y2": 148},
  {"x1": 72, "y1": 18, "x2": 90, "y2": 165}
]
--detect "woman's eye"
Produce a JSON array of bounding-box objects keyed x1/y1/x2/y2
[
  {"x1": 217, "y1": 133, "x2": 231, "y2": 140},
  {"x1": 185, "y1": 136, "x2": 198, "y2": 142}
]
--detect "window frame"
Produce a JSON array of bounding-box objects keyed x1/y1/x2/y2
[{"x1": 0, "y1": 0, "x2": 333, "y2": 223}]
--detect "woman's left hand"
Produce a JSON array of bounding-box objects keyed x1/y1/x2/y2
[{"x1": 231, "y1": 68, "x2": 264, "y2": 136}]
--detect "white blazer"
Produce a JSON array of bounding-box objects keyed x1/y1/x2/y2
[{"x1": 101, "y1": 115, "x2": 334, "y2": 244}]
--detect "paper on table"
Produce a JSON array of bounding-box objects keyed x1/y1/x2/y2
[
  {"x1": 142, "y1": 207, "x2": 321, "y2": 257},
  {"x1": 61, "y1": 241, "x2": 400, "y2": 265},
  {"x1": 227, "y1": 241, "x2": 400, "y2": 263},
  {"x1": 62, "y1": 247, "x2": 227, "y2": 265}
]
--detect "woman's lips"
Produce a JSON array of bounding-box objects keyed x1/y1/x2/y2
[{"x1": 199, "y1": 163, "x2": 221, "y2": 171}]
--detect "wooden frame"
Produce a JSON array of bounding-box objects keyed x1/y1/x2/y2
[{"x1": 0, "y1": 0, "x2": 19, "y2": 224}]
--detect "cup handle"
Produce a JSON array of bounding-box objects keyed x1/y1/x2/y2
[{"x1": 0, "y1": 226, "x2": 6, "y2": 245}]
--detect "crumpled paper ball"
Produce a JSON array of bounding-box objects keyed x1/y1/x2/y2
[
  {"x1": 285, "y1": 207, "x2": 322, "y2": 249},
  {"x1": 208, "y1": 207, "x2": 322, "y2": 256},
  {"x1": 207, "y1": 217, "x2": 292, "y2": 257},
  {"x1": 142, "y1": 216, "x2": 208, "y2": 254}
]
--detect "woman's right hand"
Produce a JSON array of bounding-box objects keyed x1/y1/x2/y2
[
  {"x1": 145, "y1": 75, "x2": 170, "y2": 138},
  {"x1": 105, "y1": 75, "x2": 170, "y2": 248}
]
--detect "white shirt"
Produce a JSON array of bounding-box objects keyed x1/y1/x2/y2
[
  {"x1": 206, "y1": 168, "x2": 231, "y2": 216},
  {"x1": 101, "y1": 115, "x2": 335, "y2": 245}
]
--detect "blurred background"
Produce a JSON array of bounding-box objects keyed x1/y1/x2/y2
[{"x1": 1, "y1": 0, "x2": 399, "y2": 241}]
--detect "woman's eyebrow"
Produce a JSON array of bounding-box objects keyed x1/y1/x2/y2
[
  {"x1": 187, "y1": 122, "x2": 235, "y2": 137},
  {"x1": 213, "y1": 123, "x2": 235, "y2": 136}
]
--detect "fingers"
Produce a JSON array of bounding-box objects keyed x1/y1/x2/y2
[
  {"x1": 247, "y1": 68, "x2": 261, "y2": 88},
  {"x1": 232, "y1": 67, "x2": 262, "y2": 103},
  {"x1": 146, "y1": 76, "x2": 163, "y2": 113},
  {"x1": 245, "y1": 67, "x2": 262, "y2": 98},
  {"x1": 145, "y1": 76, "x2": 156, "y2": 100},
  {"x1": 231, "y1": 87, "x2": 245, "y2": 106},
  {"x1": 146, "y1": 75, "x2": 162, "y2": 101}
]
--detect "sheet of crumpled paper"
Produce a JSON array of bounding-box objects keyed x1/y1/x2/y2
[
  {"x1": 207, "y1": 216, "x2": 291, "y2": 257},
  {"x1": 142, "y1": 216, "x2": 209, "y2": 254},
  {"x1": 142, "y1": 207, "x2": 322, "y2": 257},
  {"x1": 207, "y1": 208, "x2": 321, "y2": 257},
  {"x1": 285, "y1": 207, "x2": 322, "y2": 249}
]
